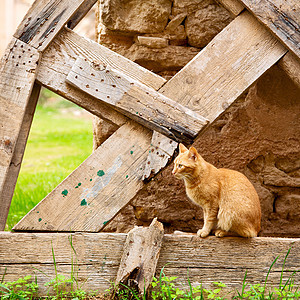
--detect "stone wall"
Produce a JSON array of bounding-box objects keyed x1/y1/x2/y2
[{"x1": 95, "y1": 0, "x2": 300, "y2": 237}]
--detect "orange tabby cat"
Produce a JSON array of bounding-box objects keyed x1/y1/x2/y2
[{"x1": 172, "y1": 144, "x2": 261, "y2": 238}]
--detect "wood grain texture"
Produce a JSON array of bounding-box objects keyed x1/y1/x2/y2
[
  {"x1": 66, "y1": 0, "x2": 97, "y2": 30},
  {"x1": 0, "y1": 39, "x2": 40, "y2": 230},
  {"x1": 36, "y1": 27, "x2": 165, "y2": 126},
  {"x1": 238, "y1": 0, "x2": 300, "y2": 58},
  {"x1": 67, "y1": 57, "x2": 208, "y2": 143},
  {"x1": 217, "y1": 0, "x2": 244, "y2": 16},
  {"x1": 13, "y1": 0, "x2": 94, "y2": 51},
  {"x1": 0, "y1": 233, "x2": 299, "y2": 297},
  {"x1": 116, "y1": 219, "x2": 164, "y2": 295},
  {"x1": 159, "y1": 11, "x2": 287, "y2": 122},
  {"x1": 278, "y1": 51, "x2": 300, "y2": 89},
  {"x1": 144, "y1": 11, "x2": 287, "y2": 177},
  {"x1": 142, "y1": 132, "x2": 178, "y2": 180},
  {"x1": 14, "y1": 121, "x2": 153, "y2": 232},
  {"x1": 0, "y1": 83, "x2": 40, "y2": 231}
]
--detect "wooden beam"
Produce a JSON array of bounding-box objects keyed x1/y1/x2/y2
[
  {"x1": 0, "y1": 233, "x2": 299, "y2": 297},
  {"x1": 66, "y1": 0, "x2": 97, "y2": 30},
  {"x1": 159, "y1": 11, "x2": 287, "y2": 123},
  {"x1": 116, "y1": 218, "x2": 164, "y2": 295},
  {"x1": 13, "y1": 0, "x2": 95, "y2": 51},
  {"x1": 217, "y1": 0, "x2": 244, "y2": 16},
  {"x1": 238, "y1": 0, "x2": 300, "y2": 59},
  {"x1": 278, "y1": 51, "x2": 300, "y2": 89},
  {"x1": 14, "y1": 121, "x2": 153, "y2": 232},
  {"x1": 0, "y1": 83, "x2": 41, "y2": 231},
  {"x1": 0, "y1": 39, "x2": 40, "y2": 230},
  {"x1": 36, "y1": 27, "x2": 165, "y2": 126},
  {"x1": 144, "y1": 11, "x2": 287, "y2": 178},
  {"x1": 67, "y1": 57, "x2": 208, "y2": 143}
]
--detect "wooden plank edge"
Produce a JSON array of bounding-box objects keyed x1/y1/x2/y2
[
  {"x1": 277, "y1": 51, "x2": 300, "y2": 89},
  {"x1": 217, "y1": 0, "x2": 245, "y2": 16}
]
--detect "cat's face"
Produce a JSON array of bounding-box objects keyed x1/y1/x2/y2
[{"x1": 172, "y1": 144, "x2": 199, "y2": 179}]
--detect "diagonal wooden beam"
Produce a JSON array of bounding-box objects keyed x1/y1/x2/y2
[
  {"x1": 36, "y1": 27, "x2": 165, "y2": 126},
  {"x1": 14, "y1": 12, "x2": 287, "y2": 232},
  {"x1": 66, "y1": 57, "x2": 208, "y2": 143},
  {"x1": 0, "y1": 39, "x2": 40, "y2": 230},
  {"x1": 237, "y1": 0, "x2": 300, "y2": 59},
  {"x1": 14, "y1": 0, "x2": 96, "y2": 51}
]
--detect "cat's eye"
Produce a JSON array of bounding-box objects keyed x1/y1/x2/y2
[{"x1": 178, "y1": 164, "x2": 183, "y2": 168}]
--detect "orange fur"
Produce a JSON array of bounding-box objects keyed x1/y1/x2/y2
[{"x1": 172, "y1": 144, "x2": 261, "y2": 238}]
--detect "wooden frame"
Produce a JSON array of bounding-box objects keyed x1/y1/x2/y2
[{"x1": 0, "y1": 0, "x2": 299, "y2": 295}]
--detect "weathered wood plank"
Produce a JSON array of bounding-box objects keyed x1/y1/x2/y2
[
  {"x1": 144, "y1": 11, "x2": 287, "y2": 178},
  {"x1": 238, "y1": 0, "x2": 300, "y2": 58},
  {"x1": 36, "y1": 27, "x2": 165, "y2": 126},
  {"x1": 66, "y1": 0, "x2": 97, "y2": 30},
  {"x1": 217, "y1": 0, "x2": 244, "y2": 16},
  {"x1": 0, "y1": 83, "x2": 41, "y2": 231},
  {"x1": 159, "y1": 11, "x2": 287, "y2": 122},
  {"x1": 0, "y1": 233, "x2": 299, "y2": 297},
  {"x1": 14, "y1": 121, "x2": 153, "y2": 232},
  {"x1": 13, "y1": 0, "x2": 95, "y2": 51},
  {"x1": 142, "y1": 132, "x2": 177, "y2": 180},
  {"x1": 278, "y1": 51, "x2": 300, "y2": 89},
  {"x1": 67, "y1": 57, "x2": 208, "y2": 143},
  {"x1": 0, "y1": 39, "x2": 40, "y2": 230},
  {"x1": 116, "y1": 219, "x2": 164, "y2": 295}
]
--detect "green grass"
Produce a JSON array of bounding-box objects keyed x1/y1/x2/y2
[{"x1": 6, "y1": 91, "x2": 93, "y2": 231}]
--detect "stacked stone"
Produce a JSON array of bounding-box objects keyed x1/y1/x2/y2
[{"x1": 96, "y1": 0, "x2": 232, "y2": 78}]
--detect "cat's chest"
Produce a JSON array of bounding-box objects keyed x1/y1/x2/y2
[{"x1": 186, "y1": 185, "x2": 209, "y2": 207}]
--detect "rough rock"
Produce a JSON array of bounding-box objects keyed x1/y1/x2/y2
[
  {"x1": 172, "y1": 0, "x2": 215, "y2": 16},
  {"x1": 99, "y1": 0, "x2": 172, "y2": 33},
  {"x1": 124, "y1": 44, "x2": 200, "y2": 72},
  {"x1": 137, "y1": 36, "x2": 169, "y2": 49},
  {"x1": 165, "y1": 13, "x2": 187, "y2": 32},
  {"x1": 185, "y1": 3, "x2": 233, "y2": 47}
]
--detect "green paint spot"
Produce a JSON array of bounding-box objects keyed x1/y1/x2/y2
[
  {"x1": 75, "y1": 183, "x2": 82, "y2": 189},
  {"x1": 126, "y1": 175, "x2": 129, "y2": 178},
  {"x1": 90, "y1": 178, "x2": 93, "y2": 181},
  {"x1": 62, "y1": 189, "x2": 68, "y2": 196},
  {"x1": 37, "y1": 211, "x2": 39, "y2": 213},
  {"x1": 38, "y1": 218, "x2": 42, "y2": 222},
  {"x1": 81, "y1": 199, "x2": 88, "y2": 206},
  {"x1": 103, "y1": 221, "x2": 109, "y2": 225},
  {"x1": 97, "y1": 170, "x2": 105, "y2": 177},
  {"x1": 136, "y1": 112, "x2": 139, "y2": 114},
  {"x1": 130, "y1": 150, "x2": 133, "y2": 155}
]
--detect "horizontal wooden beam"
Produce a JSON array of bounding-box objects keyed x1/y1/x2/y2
[
  {"x1": 0, "y1": 233, "x2": 299, "y2": 297},
  {"x1": 36, "y1": 27, "x2": 165, "y2": 126},
  {"x1": 67, "y1": 57, "x2": 208, "y2": 143},
  {"x1": 238, "y1": 0, "x2": 300, "y2": 59}
]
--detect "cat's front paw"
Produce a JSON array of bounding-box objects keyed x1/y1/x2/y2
[{"x1": 197, "y1": 228, "x2": 210, "y2": 238}]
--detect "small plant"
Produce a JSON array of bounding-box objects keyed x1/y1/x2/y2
[{"x1": 0, "y1": 275, "x2": 38, "y2": 300}]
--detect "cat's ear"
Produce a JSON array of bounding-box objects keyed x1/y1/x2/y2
[
  {"x1": 179, "y1": 143, "x2": 188, "y2": 153},
  {"x1": 188, "y1": 147, "x2": 199, "y2": 161}
]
